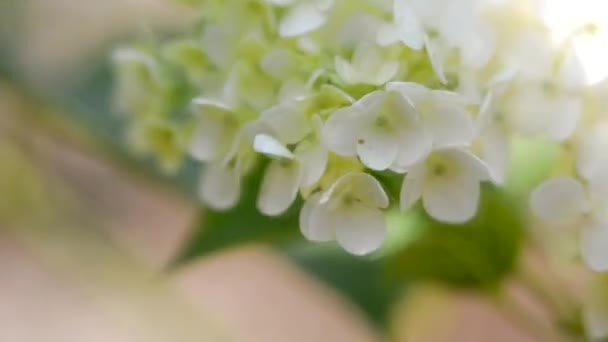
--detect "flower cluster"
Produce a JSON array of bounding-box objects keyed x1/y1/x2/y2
[{"x1": 113, "y1": 0, "x2": 608, "y2": 260}]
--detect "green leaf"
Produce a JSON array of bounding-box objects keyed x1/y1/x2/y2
[
  {"x1": 173, "y1": 160, "x2": 303, "y2": 264},
  {"x1": 385, "y1": 185, "x2": 525, "y2": 289}
]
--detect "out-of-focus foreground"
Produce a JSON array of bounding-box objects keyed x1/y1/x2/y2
[{"x1": 0, "y1": 1, "x2": 591, "y2": 341}]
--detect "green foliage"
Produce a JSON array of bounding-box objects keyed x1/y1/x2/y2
[{"x1": 385, "y1": 185, "x2": 525, "y2": 289}]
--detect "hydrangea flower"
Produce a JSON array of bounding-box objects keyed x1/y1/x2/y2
[
  {"x1": 299, "y1": 172, "x2": 389, "y2": 255},
  {"x1": 400, "y1": 147, "x2": 490, "y2": 223},
  {"x1": 113, "y1": 0, "x2": 608, "y2": 273},
  {"x1": 322, "y1": 89, "x2": 430, "y2": 171},
  {"x1": 269, "y1": 0, "x2": 335, "y2": 37}
]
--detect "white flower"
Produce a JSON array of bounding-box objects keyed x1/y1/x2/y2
[
  {"x1": 576, "y1": 122, "x2": 608, "y2": 183},
  {"x1": 189, "y1": 98, "x2": 239, "y2": 162},
  {"x1": 530, "y1": 176, "x2": 608, "y2": 271},
  {"x1": 502, "y1": 33, "x2": 585, "y2": 141},
  {"x1": 475, "y1": 69, "x2": 519, "y2": 185},
  {"x1": 378, "y1": 0, "x2": 495, "y2": 83},
  {"x1": 199, "y1": 160, "x2": 243, "y2": 210},
  {"x1": 269, "y1": 0, "x2": 334, "y2": 38},
  {"x1": 322, "y1": 89, "x2": 430, "y2": 172},
  {"x1": 299, "y1": 172, "x2": 389, "y2": 255},
  {"x1": 197, "y1": 119, "x2": 264, "y2": 210},
  {"x1": 112, "y1": 48, "x2": 163, "y2": 114},
  {"x1": 254, "y1": 116, "x2": 327, "y2": 216},
  {"x1": 400, "y1": 148, "x2": 490, "y2": 223},
  {"x1": 387, "y1": 82, "x2": 476, "y2": 149},
  {"x1": 505, "y1": 81, "x2": 583, "y2": 142},
  {"x1": 334, "y1": 42, "x2": 399, "y2": 86}
]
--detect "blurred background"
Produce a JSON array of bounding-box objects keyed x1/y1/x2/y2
[{"x1": 0, "y1": 1, "x2": 590, "y2": 341}]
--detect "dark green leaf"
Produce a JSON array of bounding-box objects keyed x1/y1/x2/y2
[{"x1": 386, "y1": 185, "x2": 525, "y2": 289}]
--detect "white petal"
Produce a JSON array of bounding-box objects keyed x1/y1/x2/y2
[
  {"x1": 476, "y1": 90, "x2": 496, "y2": 134},
  {"x1": 334, "y1": 56, "x2": 357, "y2": 84},
  {"x1": 322, "y1": 106, "x2": 364, "y2": 156},
  {"x1": 393, "y1": 0, "x2": 425, "y2": 50},
  {"x1": 481, "y1": 126, "x2": 509, "y2": 185},
  {"x1": 257, "y1": 160, "x2": 303, "y2": 216},
  {"x1": 393, "y1": 125, "x2": 432, "y2": 170},
  {"x1": 300, "y1": 194, "x2": 333, "y2": 242},
  {"x1": 296, "y1": 140, "x2": 328, "y2": 187},
  {"x1": 192, "y1": 97, "x2": 233, "y2": 112},
  {"x1": 580, "y1": 222, "x2": 608, "y2": 272},
  {"x1": 444, "y1": 148, "x2": 491, "y2": 181},
  {"x1": 278, "y1": 78, "x2": 309, "y2": 102},
  {"x1": 189, "y1": 118, "x2": 228, "y2": 162},
  {"x1": 423, "y1": 102, "x2": 475, "y2": 148},
  {"x1": 261, "y1": 49, "x2": 298, "y2": 80},
  {"x1": 374, "y1": 61, "x2": 400, "y2": 85},
  {"x1": 334, "y1": 205, "x2": 386, "y2": 255},
  {"x1": 460, "y1": 24, "x2": 495, "y2": 69},
  {"x1": 253, "y1": 134, "x2": 294, "y2": 159},
  {"x1": 200, "y1": 163, "x2": 241, "y2": 210},
  {"x1": 529, "y1": 177, "x2": 587, "y2": 223},
  {"x1": 386, "y1": 81, "x2": 429, "y2": 104},
  {"x1": 425, "y1": 36, "x2": 448, "y2": 85},
  {"x1": 356, "y1": 128, "x2": 399, "y2": 171},
  {"x1": 400, "y1": 165, "x2": 426, "y2": 211},
  {"x1": 423, "y1": 173, "x2": 480, "y2": 224},
  {"x1": 587, "y1": 164, "x2": 608, "y2": 203},
  {"x1": 260, "y1": 103, "x2": 311, "y2": 144},
  {"x1": 267, "y1": 0, "x2": 297, "y2": 6},
  {"x1": 322, "y1": 172, "x2": 389, "y2": 209},
  {"x1": 377, "y1": 22, "x2": 401, "y2": 46},
  {"x1": 547, "y1": 96, "x2": 582, "y2": 142},
  {"x1": 506, "y1": 87, "x2": 553, "y2": 136},
  {"x1": 576, "y1": 124, "x2": 608, "y2": 180},
  {"x1": 279, "y1": 2, "x2": 328, "y2": 37},
  {"x1": 351, "y1": 43, "x2": 397, "y2": 85}
]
